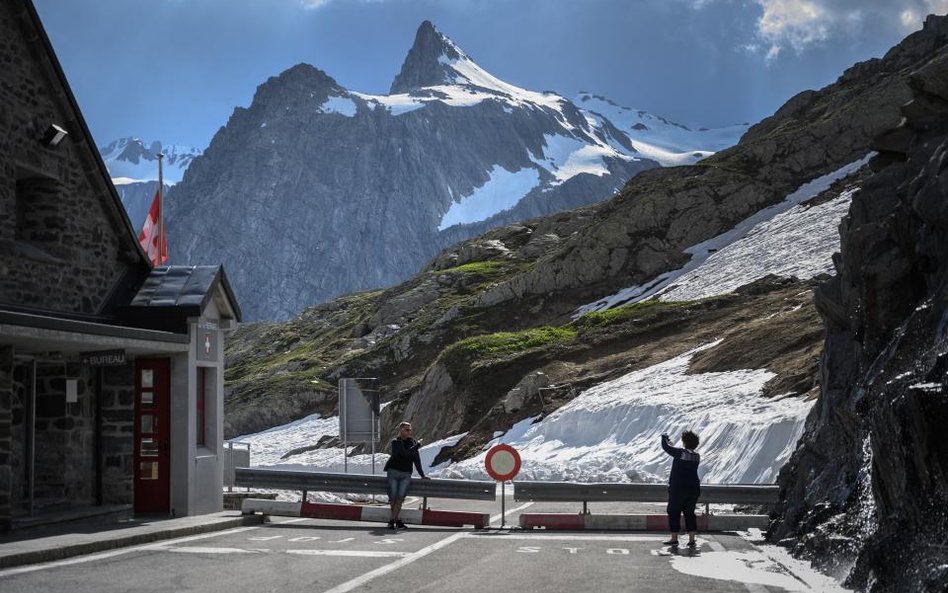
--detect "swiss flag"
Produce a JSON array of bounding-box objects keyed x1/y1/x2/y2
[{"x1": 137, "y1": 189, "x2": 167, "y2": 266}]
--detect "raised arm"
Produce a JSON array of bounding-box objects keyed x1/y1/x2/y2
[{"x1": 661, "y1": 434, "x2": 681, "y2": 458}]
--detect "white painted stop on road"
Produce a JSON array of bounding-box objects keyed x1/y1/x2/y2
[{"x1": 485, "y1": 444, "x2": 521, "y2": 481}]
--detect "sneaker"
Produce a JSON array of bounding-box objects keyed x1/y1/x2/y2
[
  {"x1": 395, "y1": 520, "x2": 407, "y2": 529},
  {"x1": 686, "y1": 540, "x2": 697, "y2": 548},
  {"x1": 662, "y1": 539, "x2": 679, "y2": 546},
  {"x1": 387, "y1": 520, "x2": 396, "y2": 530}
]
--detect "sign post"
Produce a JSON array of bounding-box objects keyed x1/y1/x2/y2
[
  {"x1": 485, "y1": 444, "x2": 521, "y2": 528},
  {"x1": 338, "y1": 378, "x2": 380, "y2": 473}
]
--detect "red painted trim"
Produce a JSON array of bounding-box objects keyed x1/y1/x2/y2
[
  {"x1": 645, "y1": 515, "x2": 667, "y2": 530},
  {"x1": 300, "y1": 502, "x2": 363, "y2": 521},
  {"x1": 485, "y1": 444, "x2": 522, "y2": 481},
  {"x1": 421, "y1": 509, "x2": 488, "y2": 528},
  {"x1": 519, "y1": 514, "x2": 585, "y2": 530}
]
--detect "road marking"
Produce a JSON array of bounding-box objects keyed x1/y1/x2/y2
[
  {"x1": 165, "y1": 546, "x2": 258, "y2": 554},
  {"x1": 287, "y1": 550, "x2": 410, "y2": 558},
  {"x1": 0, "y1": 526, "x2": 261, "y2": 577},
  {"x1": 489, "y1": 501, "x2": 533, "y2": 525},
  {"x1": 329, "y1": 537, "x2": 355, "y2": 543},
  {"x1": 469, "y1": 534, "x2": 665, "y2": 542},
  {"x1": 320, "y1": 531, "x2": 468, "y2": 593}
]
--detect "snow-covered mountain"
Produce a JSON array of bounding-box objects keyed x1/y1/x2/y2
[
  {"x1": 575, "y1": 92, "x2": 749, "y2": 166},
  {"x1": 99, "y1": 137, "x2": 201, "y2": 185},
  {"x1": 167, "y1": 21, "x2": 740, "y2": 320},
  {"x1": 98, "y1": 137, "x2": 201, "y2": 234}
]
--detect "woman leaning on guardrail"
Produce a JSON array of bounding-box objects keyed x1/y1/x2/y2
[{"x1": 383, "y1": 421, "x2": 430, "y2": 530}]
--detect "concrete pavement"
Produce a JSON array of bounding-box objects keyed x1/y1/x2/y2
[{"x1": 0, "y1": 511, "x2": 263, "y2": 569}]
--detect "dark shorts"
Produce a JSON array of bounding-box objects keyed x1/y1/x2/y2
[{"x1": 386, "y1": 469, "x2": 412, "y2": 500}]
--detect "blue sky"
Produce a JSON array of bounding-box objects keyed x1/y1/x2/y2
[{"x1": 33, "y1": 0, "x2": 946, "y2": 150}]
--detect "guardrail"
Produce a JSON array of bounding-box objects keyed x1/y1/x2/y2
[
  {"x1": 234, "y1": 467, "x2": 496, "y2": 502},
  {"x1": 514, "y1": 481, "x2": 779, "y2": 514},
  {"x1": 235, "y1": 467, "x2": 495, "y2": 528},
  {"x1": 223, "y1": 442, "x2": 251, "y2": 491}
]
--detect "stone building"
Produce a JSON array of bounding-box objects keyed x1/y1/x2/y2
[{"x1": 0, "y1": 0, "x2": 241, "y2": 530}]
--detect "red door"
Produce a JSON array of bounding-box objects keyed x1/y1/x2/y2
[{"x1": 134, "y1": 358, "x2": 171, "y2": 514}]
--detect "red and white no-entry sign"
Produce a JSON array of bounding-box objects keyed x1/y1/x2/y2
[{"x1": 485, "y1": 444, "x2": 521, "y2": 482}]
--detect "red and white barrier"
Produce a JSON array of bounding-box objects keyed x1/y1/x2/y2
[
  {"x1": 242, "y1": 499, "x2": 489, "y2": 528},
  {"x1": 519, "y1": 513, "x2": 768, "y2": 531}
]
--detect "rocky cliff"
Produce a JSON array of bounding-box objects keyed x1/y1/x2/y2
[
  {"x1": 773, "y1": 16, "x2": 948, "y2": 593},
  {"x1": 165, "y1": 22, "x2": 741, "y2": 321}
]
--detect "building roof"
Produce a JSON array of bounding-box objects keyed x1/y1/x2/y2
[{"x1": 127, "y1": 266, "x2": 242, "y2": 322}]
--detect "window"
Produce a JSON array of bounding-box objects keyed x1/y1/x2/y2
[
  {"x1": 196, "y1": 367, "x2": 206, "y2": 446},
  {"x1": 15, "y1": 177, "x2": 63, "y2": 243}
]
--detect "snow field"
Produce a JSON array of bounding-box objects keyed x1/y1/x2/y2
[
  {"x1": 233, "y1": 343, "x2": 812, "y2": 489},
  {"x1": 576, "y1": 153, "x2": 873, "y2": 315}
]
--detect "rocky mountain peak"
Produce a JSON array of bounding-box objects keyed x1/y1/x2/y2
[
  {"x1": 252, "y1": 62, "x2": 345, "y2": 108},
  {"x1": 389, "y1": 20, "x2": 465, "y2": 94}
]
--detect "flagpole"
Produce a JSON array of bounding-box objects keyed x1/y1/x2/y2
[{"x1": 157, "y1": 152, "x2": 164, "y2": 266}]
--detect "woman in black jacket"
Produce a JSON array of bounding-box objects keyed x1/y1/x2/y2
[
  {"x1": 661, "y1": 430, "x2": 701, "y2": 548},
  {"x1": 383, "y1": 421, "x2": 428, "y2": 529}
]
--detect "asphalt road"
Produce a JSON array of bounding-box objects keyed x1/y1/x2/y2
[{"x1": 0, "y1": 497, "x2": 824, "y2": 593}]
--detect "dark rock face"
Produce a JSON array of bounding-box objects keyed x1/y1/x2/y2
[
  {"x1": 773, "y1": 16, "x2": 948, "y2": 592},
  {"x1": 390, "y1": 20, "x2": 462, "y2": 93}
]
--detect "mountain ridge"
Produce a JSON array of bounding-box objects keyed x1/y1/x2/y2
[{"x1": 166, "y1": 21, "x2": 742, "y2": 320}]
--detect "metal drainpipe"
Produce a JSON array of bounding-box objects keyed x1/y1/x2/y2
[{"x1": 28, "y1": 360, "x2": 36, "y2": 517}]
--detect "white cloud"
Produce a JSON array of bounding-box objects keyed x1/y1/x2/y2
[{"x1": 756, "y1": 0, "x2": 830, "y2": 60}]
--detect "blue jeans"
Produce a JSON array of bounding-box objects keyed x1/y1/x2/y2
[{"x1": 386, "y1": 469, "x2": 412, "y2": 501}]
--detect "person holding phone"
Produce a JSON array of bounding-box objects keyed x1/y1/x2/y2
[
  {"x1": 383, "y1": 421, "x2": 429, "y2": 529},
  {"x1": 661, "y1": 430, "x2": 701, "y2": 548}
]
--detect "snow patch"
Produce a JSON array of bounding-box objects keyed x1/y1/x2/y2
[
  {"x1": 531, "y1": 134, "x2": 630, "y2": 185},
  {"x1": 576, "y1": 153, "x2": 873, "y2": 315},
  {"x1": 320, "y1": 95, "x2": 358, "y2": 117},
  {"x1": 231, "y1": 414, "x2": 465, "y2": 477},
  {"x1": 438, "y1": 166, "x2": 540, "y2": 230},
  {"x1": 437, "y1": 342, "x2": 811, "y2": 483},
  {"x1": 351, "y1": 92, "x2": 425, "y2": 115},
  {"x1": 659, "y1": 187, "x2": 858, "y2": 301}
]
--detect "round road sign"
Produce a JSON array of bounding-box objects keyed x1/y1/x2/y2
[{"x1": 485, "y1": 444, "x2": 521, "y2": 481}]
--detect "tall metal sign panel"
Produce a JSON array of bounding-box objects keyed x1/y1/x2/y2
[{"x1": 339, "y1": 378, "x2": 380, "y2": 443}]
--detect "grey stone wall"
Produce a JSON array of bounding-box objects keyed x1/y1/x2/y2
[
  {"x1": 5, "y1": 361, "x2": 135, "y2": 517},
  {"x1": 0, "y1": 346, "x2": 13, "y2": 530},
  {"x1": 0, "y1": 1, "x2": 136, "y2": 314},
  {"x1": 99, "y1": 364, "x2": 134, "y2": 505},
  {"x1": 30, "y1": 363, "x2": 96, "y2": 507}
]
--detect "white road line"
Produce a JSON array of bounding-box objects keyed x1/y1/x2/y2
[
  {"x1": 320, "y1": 531, "x2": 468, "y2": 593},
  {"x1": 490, "y1": 501, "x2": 533, "y2": 525},
  {"x1": 468, "y1": 534, "x2": 666, "y2": 542},
  {"x1": 165, "y1": 547, "x2": 259, "y2": 554},
  {"x1": 0, "y1": 526, "x2": 261, "y2": 577},
  {"x1": 287, "y1": 550, "x2": 410, "y2": 558}
]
